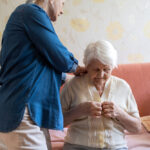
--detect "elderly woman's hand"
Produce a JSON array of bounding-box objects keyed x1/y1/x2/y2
[
  {"x1": 63, "y1": 101, "x2": 102, "y2": 126},
  {"x1": 79, "y1": 101, "x2": 102, "y2": 117},
  {"x1": 101, "y1": 101, "x2": 142, "y2": 133},
  {"x1": 101, "y1": 101, "x2": 122, "y2": 119}
]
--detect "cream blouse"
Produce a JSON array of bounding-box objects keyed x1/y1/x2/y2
[{"x1": 60, "y1": 75, "x2": 140, "y2": 149}]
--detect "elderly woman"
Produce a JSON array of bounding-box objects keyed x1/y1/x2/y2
[
  {"x1": 0, "y1": 0, "x2": 86, "y2": 149},
  {"x1": 60, "y1": 40, "x2": 141, "y2": 150}
]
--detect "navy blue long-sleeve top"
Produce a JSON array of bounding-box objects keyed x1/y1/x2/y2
[{"x1": 0, "y1": 4, "x2": 78, "y2": 132}]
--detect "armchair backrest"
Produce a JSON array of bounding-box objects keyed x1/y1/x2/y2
[{"x1": 112, "y1": 63, "x2": 150, "y2": 116}]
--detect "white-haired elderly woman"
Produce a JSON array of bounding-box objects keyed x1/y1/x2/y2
[
  {"x1": 0, "y1": 0, "x2": 86, "y2": 149},
  {"x1": 60, "y1": 40, "x2": 141, "y2": 150}
]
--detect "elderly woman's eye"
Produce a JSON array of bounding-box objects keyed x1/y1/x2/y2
[
  {"x1": 104, "y1": 69, "x2": 110, "y2": 72},
  {"x1": 93, "y1": 69, "x2": 98, "y2": 72},
  {"x1": 96, "y1": 69, "x2": 100, "y2": 72}
]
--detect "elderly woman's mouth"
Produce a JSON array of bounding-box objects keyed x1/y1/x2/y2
[{"x1": 94, "y1": 78, "x2": 105, "y2": 80}]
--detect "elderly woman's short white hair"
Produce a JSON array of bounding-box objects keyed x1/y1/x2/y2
[{"x1": 83, "y1": 40, "x2": 118, "y2": 68}]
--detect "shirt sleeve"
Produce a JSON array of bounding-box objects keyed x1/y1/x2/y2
[
  {"x1": 68, "y1": 63, "x2": 78, "y2": 73},
  {"x1": 126, "y1": 88, "x2": 140, "y2": 118},
  {"x1": 61, "y1": 63, "x2": 77, "y2": 85},
  {"x1": 60, "y1": 82, "x2": 73, "y2": 113},
  {"x1": 23, "y1": 4, "x2": 78, "y2": 73},
  {"x1": 61, "y1": 73, "x2": 66, "y2": 85}
]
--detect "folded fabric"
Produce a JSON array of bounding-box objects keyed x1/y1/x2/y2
[{"x1": 141, "y1": 116, "x2": 150, "y2": 132}]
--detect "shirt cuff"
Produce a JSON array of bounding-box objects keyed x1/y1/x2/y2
[
  {"x1": 61, "y1": 73, "x2": 66, "y2": 84},
  {"x1": 68, "y1": 62, "x2": 78, "y2": 73}
]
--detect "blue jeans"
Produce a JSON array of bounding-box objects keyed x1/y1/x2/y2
[{"x1": 63, "y1": 143, "x2": 128, "y2": 150}]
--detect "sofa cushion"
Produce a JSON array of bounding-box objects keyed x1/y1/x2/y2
[
  {"x1": 125, "y1": 126, "x2": 150, "y2": 150},
  {"x1": 50, "y1": 125, "x2": 150, "y2": 150},
  {"x1": 49, "y1": 128, "x2": 67, "y2": 142},
  {"x1": 141, "y1": 115, "x2": 150, "y2": 132}
]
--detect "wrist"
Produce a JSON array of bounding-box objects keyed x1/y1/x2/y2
[
  {"x1": 69, "y1": 63, "x2": 78, "y2": 73},
  {"x1": 113, "y1": 107, "x2": 125, "y2": 122},
  {"x1": 77, "y1": 103, "x2": 88, "y2": 116},
  {"x1": 113, "y1": 116, "x2": 120, "y2": 122}
]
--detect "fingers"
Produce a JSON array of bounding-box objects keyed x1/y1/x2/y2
[
  {"x1": 102, "y1": 104, "x2": 113, "y2": 109},
  {"x1": 76, "y1": 72, "x2": 86, "y2": 76},
  {"x1": 82, "y1": 101, "x2": 116, "y2": 118},
  {"x1": 102, "y1": 108, "x2": 113, "y2": 114},
  {"x1": 88, "y1": 101, "x2": 102, "y2": 117},
  {"x1": 74, "y1": 66, "x2": 87, "y2": 76},
  {"x1": 102, "y1": 105, "x2": 114, "y2": 113},
  {"x1": 93, "y1": 112, "x2": 102, "y2": 117},
  {"x1": 102, "y1": 113, "x2": 112, "y2": 118},
  {"x1": 101, "y1": 101, "x2": 115, "y2": 118},
  {"x1": 102, "y1": 101, "x2": 114, "y2": 106},
  {"x1": 102, "y1": 102, "x2": 114, "y2": 109},
  {"x1": 80, "y1": 101, "x2": 101, "y2": 116}
]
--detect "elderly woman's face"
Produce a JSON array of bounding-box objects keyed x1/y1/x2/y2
[
  {"x1": 48, "y1": 0, "x2": 65, "y2": 21},
  {"x1": 87, "y1": 59, "x2": 112, "y2": 86}
]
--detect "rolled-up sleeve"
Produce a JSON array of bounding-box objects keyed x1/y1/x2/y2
[{"x1": 60, "y1": 82, "x2": 73, "y2": 113}]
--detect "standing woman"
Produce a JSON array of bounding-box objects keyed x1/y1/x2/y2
[{"x1": 0, "y1": 0, "x2": 85, "y2": 149}]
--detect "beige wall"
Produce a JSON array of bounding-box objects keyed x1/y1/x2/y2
[
  {"x1": 0, "y1": 0, "x2": 25, "y2": 41},
  {"x1": 0, "y1": 0, "x2": 150, "y2": 65}
]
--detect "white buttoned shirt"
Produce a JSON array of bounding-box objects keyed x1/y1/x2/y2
[{"x1": 60, "y1": 75, "x2": 140, "y2": 149}]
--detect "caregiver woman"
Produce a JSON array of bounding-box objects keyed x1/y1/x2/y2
[{"x1": 0, "y1": 0, "x2": 86, "y2": 149}]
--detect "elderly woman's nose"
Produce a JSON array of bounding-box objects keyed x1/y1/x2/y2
[{"x1": 97, "y1": 70, "x2": 104, "y2": 77}]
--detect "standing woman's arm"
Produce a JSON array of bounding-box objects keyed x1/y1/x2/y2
[{"x1": 23, "y1": 4, "x2": 78, "y2": 73}]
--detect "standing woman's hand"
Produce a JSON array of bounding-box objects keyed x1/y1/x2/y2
[
  {"x1": 62, "y1": 66, "x2": 87, "y2": 83},
  {"x1": 74, "y1": 66, "x2": 87, "y2": 76}
]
